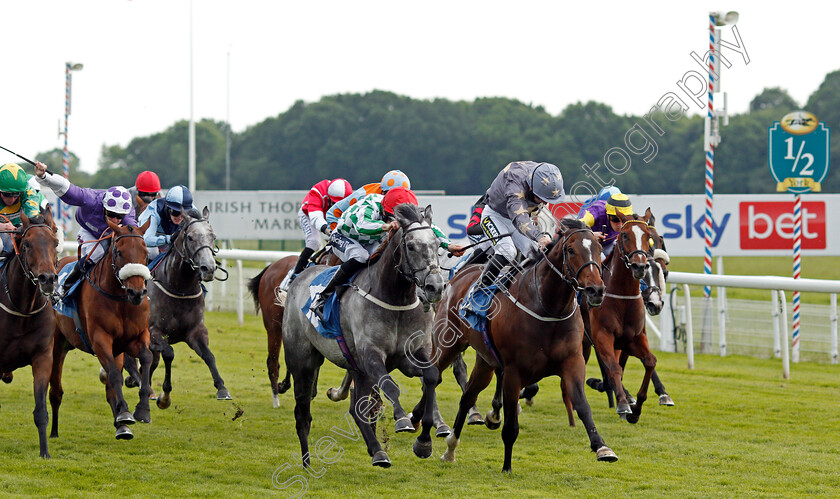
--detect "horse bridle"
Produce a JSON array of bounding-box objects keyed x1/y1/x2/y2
[
  {"x1": 110, "y1": 232, "x2": 147, "y2": 290},
  {"x1": 541, "y1": 228, "x2": 602, "y2": 292},
  {"x1": 393, "y1": 223, "x2": 441, "y2": 288},
  {"x1": 14, "y1": 223, "x2": 57, "y2": 285},
  {"x1": 172, "y1": 218, "x2": 229, "y2": 281},
  {"x1": 616, "y1": 220, "x2": 651, "y2": 271}
]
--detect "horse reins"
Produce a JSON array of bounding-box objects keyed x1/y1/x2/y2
[{"x1": 0, "y1": 222, "x2": 56, "y2": 317}]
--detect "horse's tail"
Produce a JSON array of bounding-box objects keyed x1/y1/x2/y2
[{"x1": 247, "y1": 266, "x2": 269, "y2": 313}]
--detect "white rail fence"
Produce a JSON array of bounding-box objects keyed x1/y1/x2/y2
[{"x1": 61, "y1": 244, "x2": 838, "y2": 379}]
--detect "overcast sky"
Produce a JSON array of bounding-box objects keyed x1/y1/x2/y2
[{"x1": 2, "y1": 1, "x2": 837, "y2": 176}]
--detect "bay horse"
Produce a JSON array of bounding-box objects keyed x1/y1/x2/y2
[
  {"x1": 282, "y1": 203, "x2": 445, "y2": 468},
  {"x1": 585, "y1": 209, "x2": 657, "y2": 424},
  {"x1": 414, "y1": 218, "x2": 616, "y2": 472},
  {"x1": 247, "y1": 247, "x2": 339, "y2": 408},
  {"x1": 584, "y1": 217, "x2": 675, "y2": 408},
  {"x1": 0, "y1": 209, "x2": 59, "y2": 457},
  {"x1": 49, "y1": 219, "x2": 153, "y2": 440},
  {"x1": 146, "y1": 207, "x2": 231, "y2": 409}
]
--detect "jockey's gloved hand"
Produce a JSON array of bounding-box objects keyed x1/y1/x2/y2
[
  {"x1": 170, "y1": 225, "x2": 182, "y2": 242},
  {"x1": 320, "y1": 224, "x2": 330, "y2": 236}
]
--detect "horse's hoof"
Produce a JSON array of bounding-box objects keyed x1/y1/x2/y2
[
  {"x1": 125, "y1": 376, "x2": 139, "y2": 388},
  {"x1": 156, "y1": 393, "x2": 171, "y2": 410},
  {"x1": 626, "y1": 396, "x2": 637, "y2": 405},
  {"x1": 659, "y1": 394, "x2": 675, "y2": 406},
  {"x1": 149, "y1": 389, "x2": 157, "y2": 401},
  {"x1": 596, "y1": 446, "x2": 618, "y2": 462},
  {"x1": 115, "y1": 425, "x2": 134, "y2": 440},
  {"x1": 372, "y1": 450, "x2": 391, "y2": 468},
  {"x1": 435, "y1": 424, "x2": 452, "y2": 438},
  {"x1": 133, "y1": 410, "x2": 151, "y2": 424},
  {"x1": 98, "y1": 368, "x2": 107, "y2": 385},
  {"x1": 467, "y1": 409, "x2": 484, "y2": 426},
  {"x1": 525, "y1": 398, "x2": 534, "y2": 407},
  {"x1": 1, "y1": 372, "x2": 13, "y2": 384},
  {"x1": 272, "y1": 393, "x2": 280, "y2": 408},
  {"x1": 441, "y1": 434, "x2": 459, "y2": 463},
  {"x1": 116, "y1": 411, "x2": 136, "y2": 426},
  {"x1": 216, "y1": 389, "x2": 232, "y2": 400},
  {"x1": 626, "y1": 413, "x2": 640, "y2": 424},
  {"x1": 394, "y1": 416, "x2": 415, "y2": 433},
  {"x1": 326, "y1": 387, "x2": 340, "y2": 402},
  {"x1": 278, "y1": 379, "x2": 291, "y2": 394},
  {"x1": 484, "y1": 411, "x2": 501, "y2": 430},
  {"x1": 413, "y1": 439, "x2": 433, "y2": 459},
  {"x1": 586, "y1": 378, "x2": 605, "y2": 392},
  {"x1": 616, "y1": 402, "x2": 632, "y2": 415}
]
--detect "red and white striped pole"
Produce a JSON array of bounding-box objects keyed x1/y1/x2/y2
[
  {"x1": 792, "y1": 194, "x2": 802, "y2": 362},
  {"x1": 60, "y1": 62, "x2": 82, "y2": 230},
  {"x1": 703, "y1": 13, "x2": 716, "y2": 299}
]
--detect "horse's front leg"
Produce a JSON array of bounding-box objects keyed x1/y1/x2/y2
[
  {"x1": 360, "y1": 350, "x2": 412, "y2": 434},
  {"x1": 92, "y1": 335, "x2": 134, "y2": 439},
  {"x1": 591, "y1": 324, "x2": 631, "y2": 417},
  {"x1": 397, "y1": 352, "x2": 439, "y2": 459},
  {"x1": 499, "y1": 367, "x2": 522, "y2": 473},
  {"x1": 442, "y1": 354, "x2": 495, "y2": 464},
  {"x1": 485, "y1": 369, "x2": 504, "y2": 430},
  {"x1": 326, "y1": 371, "x2": 352, "y2": 402},
  {"x1": 127, "y1": 332, "x2": 153, "y2": 424},
  {"x1": 186, "y1": 324, "x2": 232, "y2": 400},
  {"x1": 31, "y1": 348, "x2": 53, "y2": 458},
  {"x1": 624, "y1": 332, "x2": 657, "y2": 425},
  {"x1": 348, "y1": 371, "x2": 390, "y2": 467}
]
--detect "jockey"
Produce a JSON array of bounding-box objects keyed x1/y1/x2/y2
[
  {"x1": 578, "y1": 192, "x2": 633, "y2": 259},
  {"x1": 281, "y1": 178, "x2": 353, "y2": 291},
  {"x1": 463, "y1": 161, "x2": 564, "y2": 308},
  {"x1": 129, "y1": 170, "x2": 162, "y2": 214},
  {"x1": 33, "y1": 161, "x2": 137, "y2": 301},
  {"x1": 325, "y1": 170, "x2": 411, "y2": 230},
  {"x1": 0, "y1": 163, "x2": 47, "y2": 256},
  {"x1": 138, "y1": 185, "x2": 193, "y2": 259},
  {"x1": 311, "y1": 187, "x2": 464, "y2": 320},
  {"x1": 581, "y1": 185, "x2": 622, "y2": 211}
]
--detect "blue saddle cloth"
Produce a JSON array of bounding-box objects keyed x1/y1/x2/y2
[
  {"x1": 53, "y1": 262, "x2": 84, "y2": 318},
  {"x1": 458, "y1": 282, "x2": 499, "y2": 333},
  {"x1": 148, "y1": 250, "x2": 168, "y2": 272},
  {"x1": 302, "y1": 267, "x2": 345, "y2": 340}
]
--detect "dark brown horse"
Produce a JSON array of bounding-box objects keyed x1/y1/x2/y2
[
  {"x1": 413, "y1": 219, "x2": 616, "y2": 472},
  {"x1": 49, "y1": 220, "x2": 153, "y2": 440},
  {"x1": 585, "y1": 210, "x2": 657, "y2": 424},
  {"x1": 0, "y1": 209, "x2": 59, "y2": 457},
  {"x1": 247, "y1": 249, "x2": 339, "y2": 408}
]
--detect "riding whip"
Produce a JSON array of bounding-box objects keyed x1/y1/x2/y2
[
  {"x1": 0, "y1": 145, "x2": 56, "y2": 175},
  {"x1": 447, "y1": 232, "x2": 513, "y2": 257}
]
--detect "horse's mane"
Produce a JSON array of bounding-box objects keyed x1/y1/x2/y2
[
  {"x1": 27, "y1": 215, "x2": 46, "y2": 225},
  {"x1": 393, "y1": 203, "x2": 424, "y2": 225},
  {"x1": 542, "y1": 217, "x2": 590, "y2": 253}
]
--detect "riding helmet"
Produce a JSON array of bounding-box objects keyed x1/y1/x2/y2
[
  {"x1": 380, "y1": 170, "x2": 411, "y2": 192},
  {"x1": 528, "y1": 162, "x2": 565, "y2": 204}
]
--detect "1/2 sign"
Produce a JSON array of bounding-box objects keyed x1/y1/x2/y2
[{"x1": 768, "y1": 111, "x2": 830, "y2": 194}]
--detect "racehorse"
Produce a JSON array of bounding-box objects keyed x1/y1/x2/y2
[
  {"x1": 145, "y1": 207, "x2": 231, "y2": 409},
  {"x1": 247, "y1": 247, "x2": 339, "y2": 408},
  {"x1": 413, "y1": 218, "x2": 616, "y2": 472},
  {"x1": 0, "y1": 209, "x2": 59, "y2": 457},
  {"x1": 584, "y1": 217, "x2": 675, "y2": 408},
  {"x1": 282, "y1": 203, "x2": 445, "y2": 468},
  {"x1": 49, "y1": 220, "x2": 153, "y2": 440},
  {"x1": 585, "y1": 209, "x2": 657, "y2": 424}
]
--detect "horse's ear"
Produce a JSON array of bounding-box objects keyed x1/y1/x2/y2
[
  {"x1": 422, "y1": 205, "x2": 432, "y2": 225},
  {"x1": 42, "y1": 204, "x2": 56, "y2": 231},
  {"x1": 19, "y1": 212, "x2": 29, "y2": 228},
  {"x1": 643, "y1": 207, "x2": 653, "y2": 224},
  {"x1": 139, "y1": 217, "x2": 152, "y2": 234},
  {"x1": 647, "y1": 209, "x2": 656, "y2": 227},
  {"x1": 106, "y1": 216, "x2": 120, "y2": 232},
  {"x1": 616, "y1": 211, "x2": 630, "y2": 223},
  {"x1": 203, "y1": 206, "x2": 209, "y2": 220}
]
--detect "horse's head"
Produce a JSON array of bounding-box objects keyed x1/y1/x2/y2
[
  {"x1": 17, "y1": 207, "x2": 59, "y2": 296},
  {"x1": 176, "y1": 207, "x2": 218, "y2": 282},
  {"x1": 392, "y1": 203, "x2": 445, "y2": 303},
  {"x1": 647, "y1": 216, "x2": 670, "y2": 281},
  {"x1": 553, "y1": 218, "x2": 605, "y2": 307},
  {"x1": 615, "y1": 209, "x2": 653, "y2": 280},
  {"x1": 107, "y1": 219, "x2": 151, "y2": 306}
]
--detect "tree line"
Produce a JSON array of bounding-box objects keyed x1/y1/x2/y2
[{"x1": 39, "y1": 69, "x2": 840, "y2": 196}]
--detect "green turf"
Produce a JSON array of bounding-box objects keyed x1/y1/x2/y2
[{"x1": 2, "y1": 311, "x2": 838, "y2": 498}]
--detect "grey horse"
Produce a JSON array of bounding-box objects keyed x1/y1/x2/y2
[
  {"x1": 144, "y1": 207, "x2": 232, "y2": 408},
  {"x1": 282, "y1": 203, "x2": 445, "y2": 468}
]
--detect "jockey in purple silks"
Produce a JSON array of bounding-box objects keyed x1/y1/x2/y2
[{"x1": 34, "y1": 161, "x2": 139, "y2": 301}]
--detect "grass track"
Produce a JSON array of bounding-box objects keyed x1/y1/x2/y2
[{"x1": 1, "y1": 311, "x2": 839, "y2": 498}]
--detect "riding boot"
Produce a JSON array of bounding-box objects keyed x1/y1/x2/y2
[
  {"x1": 312, "y1": 259, "x2": 365, "y2": 321},
  {"x1": 282, "y1": 247, "x2": 315, "y2": 291},
  {"x1": 478, "y1": 253, "x2": 510, "y2": 289},
  {"x1": 55, "y1": 258, "x2": 91, "y2": 303}
]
